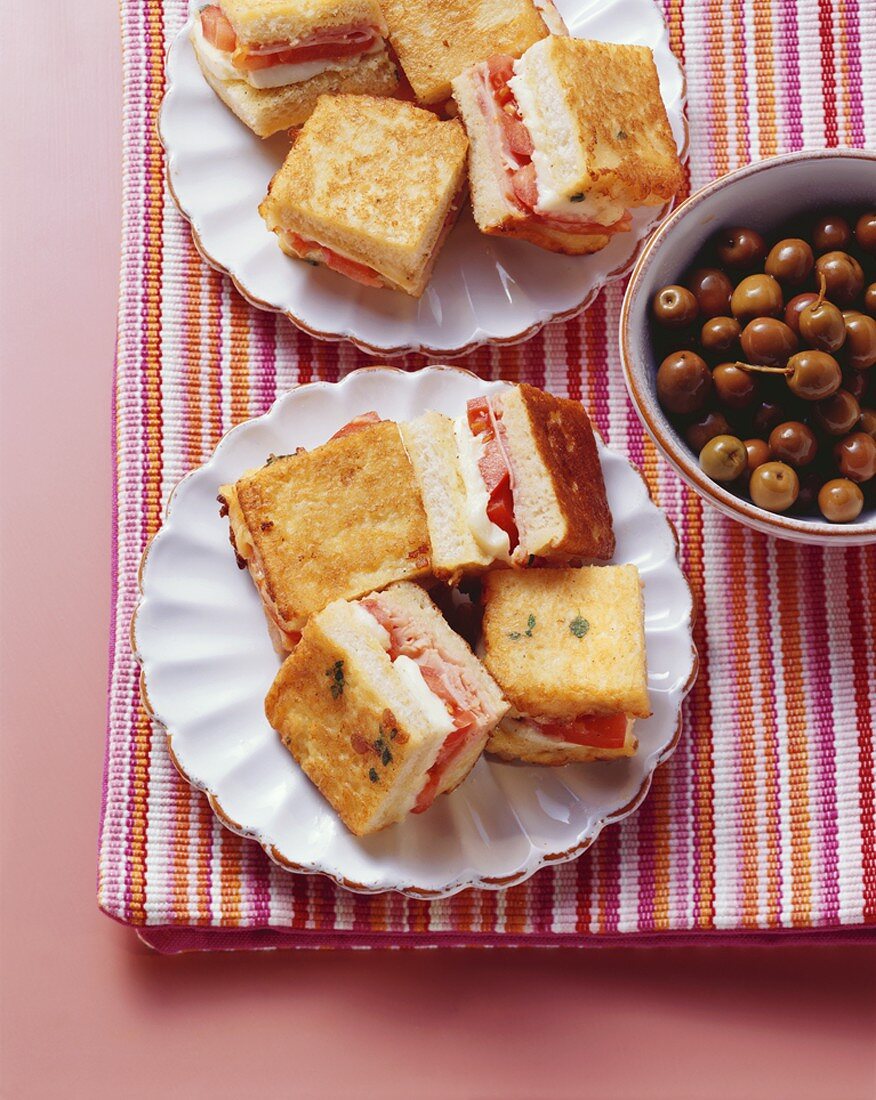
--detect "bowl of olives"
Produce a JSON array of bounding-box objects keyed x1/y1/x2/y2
[{"x1": 620, "y1": 149, "x2": 876, "y2": 545}]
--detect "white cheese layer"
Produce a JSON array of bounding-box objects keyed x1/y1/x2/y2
[
  {"x1": 191, "y1": 20, "x2": 380, "y2": 90},
  {"x1": 393, "y1": 656, "x2": 455, "y2": 735},
  {"x1": 507, "y1": 61, "x2": 627, "y2": 225},
  {"x1": 453, "y1": 416, "x2": 512, "y2": 561},
  {"x1": 350, "y1": 603, "x2": 392, "y2": 649}
]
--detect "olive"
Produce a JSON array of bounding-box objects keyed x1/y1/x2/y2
[
  {"x1": 865, "y1": 284, "x2": 876, "y2": 318},
  {"x1": 854, "y1": 211, "x2": 876, "y2": 254},
  {"x1": 685, "y1": 410, "x2": 732, "y2": 451},
  {"x1": 834, "y1": 432, "x2": 876, "y2": 482},
  {"x1": 786, "y1": 350, "x2": 842, "y2": 400},
  {"x1": 652, "y1": 285, "x2": 699, "y2": 327},
  {"x1": 818, "y1": 478, "x2": 865, "y2": 522},
  {"x1": 858, "y1": 407, "x2": 876, "y2": 441},
  {"x1": 731, "y1": 274, "x2": 784, "y2": 322},
  {"x1": 765, "y1": 238, "x2": 814, "y2": 285},
  {"x1": 656, "y1": 351, "x2": 712, "y2": 414},
  {"x1": 844, "y1": 312, "x2": 876, "y2": 370},
  {"x1": 686, "y1": 268, "x2": 733, "y2": 318},
  {"x1": 743, "y1": 437, "x2": 771, "y2": 472},
  {"x1": 715, "y1": 226, "x2": 767, "y2": 269},
  {"x1": 699, "y1": 435, "x2": 748, "y2": 481},
  {"x1": 814, "y1": 251, "x2": 865, "y2": 307},
  {"x1": 713, "y1": 363, "x2": 758, "y2": 408},
  {"x1": 799, "y1": 300, "x2": 845, "y2": 354},
  {"x1": 749, "y1": 461, "x2": 799, "y2": 512},
  {"x1": 740, "y1": 317, "x2": 798, "y2": 365},
  {"x1": 768, "y1": 421, "x2": 818, "y2": 467},
  {"x1": 813, "y1": 389, "x2": 861, "y2": 435},
  {"x1": 812, "y1": 214, "x2": 852, "y2": 254},
  {"x1": 701, "y1": 316, "x2": 741, "y2": 354},
  {"x1": 785, "y1": 292, "x2": 819, "y2": 334},
  {"x1": 843, "y1": 367, "x2": 869, "y2": 400},
  {"x1": 753, "y1": 400, "x2": 787, "y2": 436}
]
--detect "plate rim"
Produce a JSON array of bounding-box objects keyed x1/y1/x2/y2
[
  {"x1": 156, "y1": 8, "x2": 691, "y2": 358},
  {"x1": 131, "y1": 364, "x2": 699, "y2": 898}
]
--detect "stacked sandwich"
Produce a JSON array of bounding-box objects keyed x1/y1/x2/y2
[
  {"x1": 220, "y1": 385, "x2": 651, "y2": 835},
  {"x1": 191, "y1": 0, "x2": 683, "y2": 296}
]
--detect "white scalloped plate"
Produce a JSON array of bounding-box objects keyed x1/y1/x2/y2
[
  {"x1": 158, "y1": 0, "x2": 688, "y2": 357},
  {"x1": 133, "y1": 367, "x2": 697, "y2": 897}
]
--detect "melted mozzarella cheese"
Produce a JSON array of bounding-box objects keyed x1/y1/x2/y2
[
  {"x1": 507, "y1": 64, "x2": 627, "y2": 225},
  {"x1": 393, "y1": 656, "x2": 455, "y2": 734},
  {"x1": 350, "y1": 603, "x2": 392, "y2": 649},
  {"x1": 453, "y1": 416, "x2": 512, "y2": 561}
]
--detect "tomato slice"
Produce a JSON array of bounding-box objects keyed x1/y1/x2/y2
[
  {"x1": 487, "y1": 54, "x2": 516, "y2": 92},
  {"x1": 467, "y1": 397, "x2": 492, "y2": 439},
  {"x1": 413, "y1": 727, "x2": 469, "y2": 814},
  {"x1": 236, "y1": 34, "x2": 375, "y2": 70},
  {"x1": 329, "y1": 412, "x2": 381, "y2": 441},
  {"x1": 287, "y1": 233, "x2": 383, "y2": 288},
  {"x1": 535, "y1": 713, "x2": 629, "y2": 749},
  {"x1": 499, "y1": 112, "x2": 534, "y2": 158},
  {"x1": 201, "y1": 5, "x2": 237, "y2": 51},
  {"x1": 511, "y1": 163, "x2": 539, "y2": 209},
  {"x1": 465, "y1": 397, "x2": 519, "y2": 548}
]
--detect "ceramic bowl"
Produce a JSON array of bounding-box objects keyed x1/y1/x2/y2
[{"x1": 620, "y1": 149, "x2": 876, "y2": 546}]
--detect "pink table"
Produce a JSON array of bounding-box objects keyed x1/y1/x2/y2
[{"x1": 1, "y1": 4, "x2": 874, "y2": 1096}]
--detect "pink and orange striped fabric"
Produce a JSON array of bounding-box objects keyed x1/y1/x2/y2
[{"x1": 99, "y1": 0, "x2": 876, "y2": 951}]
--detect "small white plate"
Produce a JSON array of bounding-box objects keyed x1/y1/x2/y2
[
  {"x1": 158, "y1": 0, "x2": 688, "y2": 357},
  {"x1": 133, "y1": 366, "x2": 698, "y2": 897}
]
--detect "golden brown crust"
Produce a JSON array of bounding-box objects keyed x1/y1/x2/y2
[
  {"x1": 480, "y1": 214, "x2": 611, "y2": 255},
  {"x1": 513, "y1": 384, "x2": 615, "y2": 561},
  {"x1": 221, "y1": 0, "x2": 386, "y2": 44},
  {"x1": 381, "y1": 0, "x2": 549, "y2": 104},
  {"x1": 233, "y1": 422, "x2": 431, "y2": 627}
]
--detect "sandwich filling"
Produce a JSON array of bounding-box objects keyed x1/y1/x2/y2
[
  {"x1": 197, "y1": 5, "x2": 385, "y2": 90},
  {"x1": 455, "y1": 395, "x2": 521, "y2": 562},
  {"x1": 361, "y1": 595, "x2": 500, "y2": 814},
  {"x1": 511, "y1": 712, "x2": 630, "y2": 749},
  {"x1": 472, "y1": 56, "x2": 633, "y2": 234}
]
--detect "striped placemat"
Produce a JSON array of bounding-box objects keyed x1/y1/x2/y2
[{"x1": 100, "y1": 0, "x2": 876, "y2": 951}]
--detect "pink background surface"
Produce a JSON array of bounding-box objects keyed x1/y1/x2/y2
[{"x1": 1, "y1": 3, "x2": 875, "y2": 1097}]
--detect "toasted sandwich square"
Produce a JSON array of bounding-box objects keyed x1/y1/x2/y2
[
  {"x1": 259, "y1": 95, "x2": 469, "y2": 295},
  {"x1": 265, "y1": 582, "x2": 508, "y2": 834},
  {"x1": 380, "y1": 0, "x2": 559, "y2": 105},
  {"x1": 191, "y1": 0, "x2": 398, "y2": 137},
  {"x1": 482, "y1": 567, "x2": 650, "y2": 765},
  {"x1": 452, "y1": 36, "x2": 683, "y2": 254},
  {"x1": 219, "y1": 421, "x2": 431, "y2": 649}
]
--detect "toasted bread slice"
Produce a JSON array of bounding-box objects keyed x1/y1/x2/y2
[
  {"x1": 193, "y1": 37, "x2": 399, "y2": 136},
  {"x1": 220, "y1": 0, "x2": 387, "y2": 47},
  {"x1": 218, "y1": 421, "x2": 431, "y2": 642},
  {"x1": 259, "y1": 95, "x2": 468, "y2": 294},
  {"x1": 488, "y1": 716, "x2": 637, "y2": 764},
  {"x1": 381, "y1": 0, "x2": 551, "y2": 105},
  {"x1": 481, "y1": 566, "x2": 650, "y2": 721},
  {"x1": 265, "y1": 582, "x2": 507, "y2": 834},
  {"x1": 399, "y1": 411, "x2": 494, "y2": 581}
]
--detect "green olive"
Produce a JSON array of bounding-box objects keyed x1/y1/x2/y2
[
  {"x1": 699, "y1": 435, "x2": 748, "y2": 482},
  {"x1": 818, "y1": 478, "x2": 864, "y2": 523},
  {"x1": 749, "y1": 461, "x2": 800, "y2": 512}
]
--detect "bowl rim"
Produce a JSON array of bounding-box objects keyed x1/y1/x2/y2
[{"x1": 620, "y1": 147, "x2": 876, "y2": 543}]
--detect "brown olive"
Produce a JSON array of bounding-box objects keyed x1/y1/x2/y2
[
  {"x1": 768, "y1": 421, "x2": 818, "y2": 467},
  {"x1": 701, "y1": 316, "x2": 741, "y2": 354},
  {"x1": 812, "y1": 214, "x2": 852, "y2": 254},
  {"x1": 858, "y1": 407, "x2": 876, "y2": 441},
  {"x1": 731, "y1": 274, "x2": 784, "y2": 322},
  {"x1": 814, "y1": 251, "x2": 865, "y2": 307},
  {"x1": 786, "y1": 350, "x2": 842, "y2": 400},
  {"x1": 784, "y1": 292, "x2": 819, "y2": 334},
  {"x1": 843, "y1": 367, "x2": 869, "y2": 400},
  {"x1": 716, "y1": 226, "x2": 767, "y2": 269},
  {"x1": 865, "y1": 284, "x2": 876, "y2": 318},
  {"x1": 686, "y1": 268, "x2": 733, "y2": 318},
  {"x1": 744, "y1": 437, "x2": 772, "y2": 471},
  {"x1": 656, "y1": 351, "x2": 712, "y2": 414},
  {"x1": 652, "y1": 285, "x2": 699, "y2": 327},
  {"x1": 813, "y1": 389, "x2": 861, "y2": 435},
  {"x1": 765, "y1": 238, "x2": 814, "y2": 285},
  {"x1": 854, "y1": 211, "x2": 876, "y2": 254},
  {"x1": 818, "y1": 478, "x2": 865, "y2": 522},
  {"x1": 799, "y1": 297, "x2": 846, "y2": 352},
  {"x1": 740, "y1": 317, "x2": 798, "y2": 365},
  {"x1": 686, "y1": 410, "x2": 732, "y2": 451},
  {"x1": 713, "y1": 363, "x2": 758, "y2": 408},
  {"x1": 699, "y1": 435, "x2": 748, "y2": 481},
  {"x1": 753, "y1": 400, "x2": 787, "y2": 436},
  {"x1": 834, "y1": 432, "x2": 876, "y2": 482},
  {"x1": 844, "y1": 312, "x2": 876, "y2": 370},
  {"x1": 749, "y1": 461, "x2": 799, "y2": 512}
]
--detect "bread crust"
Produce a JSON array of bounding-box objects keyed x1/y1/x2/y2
[{"x1": 220, "y1": 0, "x2": 387, "y2": 45}]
